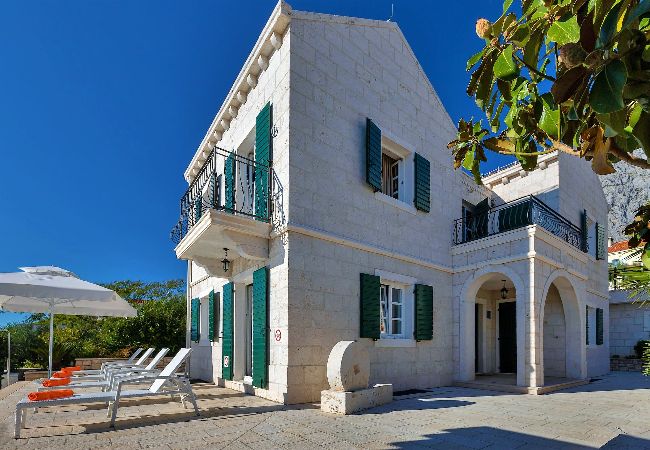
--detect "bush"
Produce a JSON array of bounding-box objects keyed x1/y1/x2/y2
[{"x1": 634, "y1": 340, "x2": 650, "y2": 359}]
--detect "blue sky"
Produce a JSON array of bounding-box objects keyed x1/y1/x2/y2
[{"x1": 0, "y1": 0, "x2": 510, "y2": 326}]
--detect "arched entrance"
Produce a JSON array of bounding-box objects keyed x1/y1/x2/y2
[
  {"x1": 459, "y1": 267, "x2": 526, "y2": 384},
  {"x1": 540, "y1": 273, "x2": 585, "y2": 383}
]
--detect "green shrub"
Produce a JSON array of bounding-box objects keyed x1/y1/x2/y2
[{"x1": 634, "y1": 340, "x2": 650, "y2": 359}]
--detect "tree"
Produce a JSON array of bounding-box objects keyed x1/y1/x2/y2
[
  {"x1": 0, "y1": 279, "x2": 186, "y2": 370},
  {"x1": 448, "y1": 0, "x2": 650, "y2": 263}
]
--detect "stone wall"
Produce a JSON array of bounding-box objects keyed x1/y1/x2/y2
[
  {"x1": 610, "y1": 357, "x2": 644, "y2": 372},
  {"x1": 609, "y1": 302, "x2": 650, "y2": 357},
  {"x1": 543, "y1": 285, "x2": 567, "y2": 377}
]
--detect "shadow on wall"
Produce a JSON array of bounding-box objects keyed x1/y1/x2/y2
[{"x1": 389, "y1": 427, "x2": 650, "y2": 449}]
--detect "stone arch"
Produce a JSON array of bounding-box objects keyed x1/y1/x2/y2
[
  {"x1": 458, "y1": 265, "x2": 527, "y2": 384},
  {"x1": 539, "y1": 269, "x2": 586, "y2": 381}
]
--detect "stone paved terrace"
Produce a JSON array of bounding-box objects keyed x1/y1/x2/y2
[{"x1": 1, "y1": 372, "x2": 650, "y2": 449}]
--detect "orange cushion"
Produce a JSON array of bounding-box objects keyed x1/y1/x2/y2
[
  {"x1": 61, "y1": 366, "x2": 81, "y2": 373},
  {"x1": 28, "y1": 389, "x2": 74, "y2": 402},
  {"x1": 52, "y1": 371, "x2": 67, "y2": 378},
  {"x1": 42, "y1": 378, "x2": 71, "y2": 387}
]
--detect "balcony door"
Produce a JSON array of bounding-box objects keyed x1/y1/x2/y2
[
  {"x1": 244, "y1": 283, "x2": 253, "y2": 378},
  {"x1": 237, "y1": 148, "x2": 255, "y2": 217},
  {"x1": 498, "y1": 301, "x2": 517, "y2": 373}
]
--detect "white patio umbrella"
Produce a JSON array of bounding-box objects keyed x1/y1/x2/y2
[{"x1": 0, "y1": 266, "x2": 137, "y2": 377}]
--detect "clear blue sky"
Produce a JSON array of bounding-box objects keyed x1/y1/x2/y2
[{"x1": 0, "y1": 0, "x2": 510, "y2": 326}]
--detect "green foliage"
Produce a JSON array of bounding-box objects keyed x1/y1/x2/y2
[
  {"x1": 644, "y1": 341, "x2": 650, "y2": 375},
  {"x1": 449, "y1": 0, "x2": 650, "y2": 265},
  {"x1": 0, "y1": 279, "x2": 186, "y2": 370},
  {"x1": 635, "y1": 339, "x2": 650, "y2": 358}
]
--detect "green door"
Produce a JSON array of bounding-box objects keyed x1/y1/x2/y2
[
  {"x1": 252, "y1": 266, "x2": 269, "y2": 388},
  {"x1": 222, "y1": 283, "x2": 234, "y2": 380}
]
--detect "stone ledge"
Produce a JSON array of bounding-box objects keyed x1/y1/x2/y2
[
  {"x1": 321, "y1": 384, "x2": 393, "y2": 415},
  {"x1": 611, "y1": 358, "x2": 644, "y2": 372}
]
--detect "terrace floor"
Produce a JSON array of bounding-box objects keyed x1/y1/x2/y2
[{"x1": 1, "y1": 372, "x2": 650, "y2": 449}]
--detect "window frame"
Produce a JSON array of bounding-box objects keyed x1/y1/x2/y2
[
  {"x1": 376, "y1": 134, "x2": 414, "y2": 208},
  {"x1": 375, "y1": 270, "x2": 415, "y2": 340}
]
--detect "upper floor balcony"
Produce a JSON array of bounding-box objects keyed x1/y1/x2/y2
[
  {"x1": 171, "y1": 147, "x2": 283, "y2": 275},
  {"x1": 452, "y1": 195, "x2": 585, "y2": 252}
]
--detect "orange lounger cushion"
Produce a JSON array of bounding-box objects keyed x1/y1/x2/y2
[
  {"x1": 42, "y1": 378, "x2": 70, "y2": 387},
  {"x1": 52, "y1": 371, "x2": 68, "y2": 378},
  {"x1": 61, "y1": 366, "x2": 81, "y2": 373},
  {"x1": 28, "y1": 389, "x2": 74, "y2": 402}
]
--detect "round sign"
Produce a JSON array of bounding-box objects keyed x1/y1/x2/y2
[
  {"x1": 223, "y1": 355, "x2": 229, "y2": 367},
  {"x1": 275, "y1": 329, "x2": 282, "y2": 342}
]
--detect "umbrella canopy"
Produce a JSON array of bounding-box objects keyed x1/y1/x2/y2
[{"x1": 0, "y1": 266, "x2": 137, "y2": 376}]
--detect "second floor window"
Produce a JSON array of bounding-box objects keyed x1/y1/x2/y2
[{"x1": 381, "y1": 152, "x2": 400, "y2": 199}]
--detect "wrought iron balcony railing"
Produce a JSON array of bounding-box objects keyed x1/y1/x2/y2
[
  {"x1": 170, "y1": 147, "x2": 283, "y2": 245},
  {"x1": 452, "y1": 195, "x2": 585, "y2": 251}
]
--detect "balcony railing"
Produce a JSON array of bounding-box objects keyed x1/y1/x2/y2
[
  {"x1": 171, "y1": 147, "x2": 281, "y2": 245},
  {"x1": 452, "y1": 195, "x2": 585, "y2": 251}
]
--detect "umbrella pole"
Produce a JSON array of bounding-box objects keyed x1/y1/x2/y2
[{"x1": 48, "y1": 310, "x2": 54, "y2": 378}]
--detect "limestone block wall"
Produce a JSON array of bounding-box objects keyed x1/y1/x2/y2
[
  {"x1": 287, "y1": 12, "x2": 466, "y2": 270},
  {"x1": 609, "y1": 302, "x2": 650, "y2": 357},
  {"x1": 543, "y1": 285, "x2": 567, "y2": 377},
  {"x1": 286, "y1": 232, "x2": 453, "y2": 403}
]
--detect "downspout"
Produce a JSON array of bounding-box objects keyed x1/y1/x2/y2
[
  {"x1": 527, "y1": 226, "x2": 537, "y2": 387},
  {"x1": 185, "y1": 260, "x2": 192, "y2": 378}
]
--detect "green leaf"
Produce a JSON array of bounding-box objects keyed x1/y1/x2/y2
[
  {"x1": 503, "y1": 0, "x2": 514, "y2": 13},
  {"x1": 509, "y1": 23, "x2": 530, "y2": 47},
  {"x1": 523, "y1": 31, "x2": 542, "y2": 67},
  {"x1": 539, "y1": 93, "x2": 560, "y2": 139},
  {"x1": 597, "y1": 1, "x2": 624, "y2": 48},
  {"x1": 623, "y1": 0, "x2": 650, "y2": 30},
  {"x1": 589, "y1": 59, "x2": 627, "y2": 113},
  {"x1": 462, "y1": 146, "x2": 475, "y2": 170},
  {"x1": 597, "y1": 109, "x2": 627, "y2": 137},
  {"x1": 548, "y1": 16, "x2": 580, "y2": 46},
  {"x1": 632, "y1": 111, "x2": 650, "y2": 157},
  {"x1": 467, "y1": 49, "x2": 485, "y2": 71},
  {"x1": 494, "y1": 45, "x2": 519, "y2": 81}
]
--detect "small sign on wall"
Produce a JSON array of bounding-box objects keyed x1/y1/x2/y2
[
  {"x1": 275, "y1": 329, "x2": 282, "y2": 342},
  {"x1": 223, "y1": 355, "x2": 230, "y2": 368}
]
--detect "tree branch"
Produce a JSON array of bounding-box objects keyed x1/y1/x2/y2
[
  {"x1": 513, "y1": 54, "x2": 556, "y2": 82},
  {"x1": 609, "y1": 146, "x2": 650, "y2": 169},
  {"x1": 548, "y1": 139, "x2": 581, "y2": 156}
]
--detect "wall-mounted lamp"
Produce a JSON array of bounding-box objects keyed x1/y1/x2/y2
[
  {"x1": 221, "y1": 248, "x2": 230, "y2": 272},
  {"x1": 500, "y1": 280, "x2": 509, "y2": 300}
]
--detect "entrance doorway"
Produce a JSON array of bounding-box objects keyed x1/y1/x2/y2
[
  {"x1": 498, "y1": 301, "x2": 516, "y2": 373},
  {"x1": 244, "y1": 284, "x2": 253, "y2": 378}
]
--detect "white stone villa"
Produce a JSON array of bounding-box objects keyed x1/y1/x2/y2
[{"x1": 171, "y1": 2, "x2": 610, "y2": 404}]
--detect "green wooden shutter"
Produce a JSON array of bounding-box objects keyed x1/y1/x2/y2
[
  {"x1": 580, "y1": 210, "x2": 588, "y2": 253},
  {"x1": 190, "y1": 298, "x2": 200, "y2": 342},
  {"x1": 585, "y1": 305, "x2": 590, "y2": 345},
  {"x1": 209, "y1": 173, "x2": 218, "y2": 208},
  {"x1": 413, "y1": 153, "x2": 430, "y2": 212},
  {"x1": 596, "y1": 308, "x2": 604, "y2": 345},
  {"x1": 208, "y1": 290, "x2": 216, "y2": 341},
  {"x1": 222, "y1": 283, "x2": 234, "y2": 380},
  {"x1": 414, "y1": 284, "x2": 434, "y2": 340},
  {"x1": 224, "y1": 153, "x2": 235, "y2": 211},
  {"x1": 473, "y1": 198, "x2": 490, "y2": 238},
  {"x1": 596, "y1": 222, "x2": 607, "y2": 260},
  {"x1": 255, "y1": 103, "x2": 272, "y2": 222},
  {"x1": 366, "y1": 118, "x2": 382, "y2": 191},
  {"x1": 252, "y1": 266, "x2": 269, "y2": 388},
  {"x1": 360, "y1": 273, "x2": 380, "y2": 339},
  {"x1": 498, "y1": 200, "x2": 531, "y2": 232}
]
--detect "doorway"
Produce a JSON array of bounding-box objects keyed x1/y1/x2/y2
[
  {"x1": 244, "y1": 284, "x2": 253, "y2": 378},
  {"x1": 498, "y1": 301, "x2": 516, "y2": 373}
]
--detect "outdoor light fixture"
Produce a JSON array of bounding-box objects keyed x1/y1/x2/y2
[
  {"x1": 222, "y1": 248, "x2": 230, "y2": 272},
  {"x1": 500, "y1": 280, "x2": 509, "y2": 300}
]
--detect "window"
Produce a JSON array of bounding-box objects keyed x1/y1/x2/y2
[
  {"x1": 381, "y1": 152, "x2": 400, "y2": 199},
  {"x1": 380, "y1": 284, "x2": 404, "y2": 336}
]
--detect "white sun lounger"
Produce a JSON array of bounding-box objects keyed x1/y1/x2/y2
[
  {"x1": 62, "y1": 348, "x2": 155, "y2": 380},
  {"x1": 15, "y1": 348, "x2": 197, "y2": 438},
  {"x1": 37, "y1": 348, "x2": 170, "y2": 391}
]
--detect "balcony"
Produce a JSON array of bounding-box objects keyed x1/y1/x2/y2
[
  {"x1": 171, "y1": 147, "x2": 283, "y2": 274},
  {"x1": 452, "y1": 195, "x2": 585, "y2": 251}
]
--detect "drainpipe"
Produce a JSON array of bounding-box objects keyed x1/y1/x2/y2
[
  {"x1": 185, "y1": 260, "x2": 191, "y2": 378},
  {"x1": 527, "y1": 227, "x2": 538, "y2": 388}
]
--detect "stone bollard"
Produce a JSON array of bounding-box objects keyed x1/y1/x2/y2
[{"x1": 320, "y1": 340, "x2": 392, "y2": 415}]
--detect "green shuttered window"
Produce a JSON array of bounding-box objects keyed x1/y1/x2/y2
[
  {"x1": 596, "y1": 308, "x2": 604, "y2": 345},
  {"x1": 366, "y1": 119, "x2": 382, "y2": 191},
  {"x1": 194, "y1": 197, "x2": 202, "y2": 223},
  {"x1": 190, "y1": 298, "x2": 200, "y2": 342},
  {"x1": 252, "y1": 266, "x2": 269, "y2": 388},
  {"x1": 224, "y1": 153, "x2": 235, "y2": 210},
  {"x1": 414, "y1": 284, "x2": 434, "y2": 340},
  {"x1": 596, "y1": 223, "x2": 606, "y2": 260},
  {"x1": 580, "y1": 210, "x2": 588, "y2": 253},
  {"x1": 208, "y1": 290, "x2": 220, "y2": 342},
  {"x1": 359, "y1": 273, "x2": 380, "y2": 339},
  {"x1": 255, "y1": 103, "x2": 272, "y2": 221},
  {"x1": 222, "y1": 283, "x2": 234, "y2": 380},
  {"x1": 413, "y1": 153, "x2": 430, "y2": 212}
]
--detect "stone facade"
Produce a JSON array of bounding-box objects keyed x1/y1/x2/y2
[
  {"x1": 609, "y1": 290, "x2": 650, "y2": 357},
  {"x1": 175, "y1": 1, "x2": 610, "y2": 404}
]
